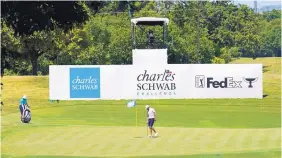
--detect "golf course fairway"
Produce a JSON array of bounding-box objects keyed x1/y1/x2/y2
[{"x1": 1, "y1": 57, "x2": 281, "y2": 158}]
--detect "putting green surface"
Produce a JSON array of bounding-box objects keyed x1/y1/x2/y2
[
  {"x1": 1, "y1": 57, "x2": 281, "y2": 158},
  {"x1": 2, "y1": 125, "x2": 281, "y2": 157}
]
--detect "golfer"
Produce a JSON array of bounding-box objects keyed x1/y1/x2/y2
[
  {"x1": 19, "y1": 95, "x2": 29, "y2": 121},
  {"x1": 145, "y1": 105, "x2": 158, "y2": 138}
]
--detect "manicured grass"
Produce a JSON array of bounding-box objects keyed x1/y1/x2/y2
[
  {"x1": 1, "y1": 57, "x2": 281, "y2": 158},
  {"x1": 1, "y1": 150, "x2": 282, "y2": 158}
]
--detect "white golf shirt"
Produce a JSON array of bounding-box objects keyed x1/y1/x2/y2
[{"x1": 147, "y1": 108, "x2": 156, "y2": 119}]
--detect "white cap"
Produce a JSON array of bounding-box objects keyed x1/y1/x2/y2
[
  {"x1": 145, "y1": 105, "x2": 150, "y2": 109},
  {"x1": 23, "y1": 95, "x2": 27, "y2": 99}
]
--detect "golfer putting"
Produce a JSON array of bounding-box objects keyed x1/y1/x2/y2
[{"x1": 145, "y1": 105, "x2": 158, "y2": 138}]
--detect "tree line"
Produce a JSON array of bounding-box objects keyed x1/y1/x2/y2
[{"x1": 1, "y1": 1, "x2": 281, "y2": 76}]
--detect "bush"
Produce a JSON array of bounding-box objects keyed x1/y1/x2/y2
[
  {"x1": 211, "y1": 57, "x2": 225, "y2": 64},
  {"x1": 219, "y1": 47, "x2": 232, "y2": 63}
]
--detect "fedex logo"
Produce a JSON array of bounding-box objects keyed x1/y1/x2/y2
[{"x1": 195, "y1": 76, "x2": 242, "y2": 88}]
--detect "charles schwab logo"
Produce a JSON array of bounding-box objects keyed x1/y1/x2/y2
[
  {"x1": 71, "y1": 76, "x2": 98, "y2": 90},
  {"x1": 136, "y1": 69, "x2": 176, "y2": 96},
  {"x1": 70, "y1": 68, "x2": 101, "y2": 98}
]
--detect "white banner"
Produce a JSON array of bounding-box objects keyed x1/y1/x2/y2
[
  {"x1": 49, "y1": 64, "x2": 262, "y2": 100},
  {"x1": 187, "y1": 64, "x2": 263, "y2": 98},
  {"x1": 132, "y1": 49, "x2": 168, "y2": 65}
]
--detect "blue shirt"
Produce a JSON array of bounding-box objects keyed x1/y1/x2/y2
[{"x1": 20, "y1": 98, "x2": 27, "y2": 105}]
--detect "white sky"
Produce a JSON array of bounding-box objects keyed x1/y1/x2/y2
[{"x1": 235, "y1": 0, "x2": 281, "y2": 8}]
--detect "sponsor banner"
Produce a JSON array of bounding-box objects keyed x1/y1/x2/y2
[
  {"x1": 69, "y1": 68, "x2": 100, "y2": 98},
  {"x1": 132, "y1": 65, "x2": 190, "y2": 99},
  {"x1": 49, "y1": 64, "x2": 262, "y2": 100},
  {"x1": 49, "y1": 65, "x2": 133, "y2": 100},
  {"x1": 188, "y1": 64, "x2": 263, "y2": 98},
  {"x1": 132, "y1": 49, "x2": 168, "y2": 65}
]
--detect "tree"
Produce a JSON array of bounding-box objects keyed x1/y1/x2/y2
[
  {"x1": 1, "y1": 1, "x2": 89, "y2": 35},
  {"x1": 1, "y1": 1, "x2": 90, "y2": 75},
  {"x1": 260, "y1": 18, "x2": 281, "y2": 57},
  {"x1": 21, "y1": 30, "x2": 57, "y2": 75},
  {"x1": 1, "y1": 0, "x2": 280, "y2": 76},
  {"x1": 169, "y1": 1, "x2": 215, "y2": 63},
  {"x1": 262, "y1": 9, "x2": 281, "y2": 22},
  {"x1": 1, "y1": 21, "x2": 22, "y2": 76}
]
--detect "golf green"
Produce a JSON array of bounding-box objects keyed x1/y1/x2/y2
[{"x1": 1, "y1": 57, "x2": 281, "y2": 158}]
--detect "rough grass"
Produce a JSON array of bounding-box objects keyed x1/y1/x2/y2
[{"x1": 1, "y1": 57, "x2": 281, "y2": 158}]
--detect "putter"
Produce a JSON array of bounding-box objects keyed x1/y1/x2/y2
[
  {"x1": 146, "y1": 123, "x2": 148, "y2": 136},
  {"x1": 145, "y1": 110, "x2": 148, "y2": 136},
  {"x1": 146, "y1": 119, "x2": 148, "y2": 136}
]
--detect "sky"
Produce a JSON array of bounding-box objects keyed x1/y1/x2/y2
[{"x1": 235, "y1": 0, "x2": 281, "y2": 9}]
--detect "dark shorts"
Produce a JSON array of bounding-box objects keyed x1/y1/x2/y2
[{"x1": 148, "y1": 118, "x2": 155, "y2": 128}]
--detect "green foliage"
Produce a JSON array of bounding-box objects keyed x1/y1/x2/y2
[
  {"x1": 218, "y1": 47, "x2": 241, "y2": 63},
  {"x1": 211, "y1": 57, "x2": 225, "y2": 64},
  {"x1": 1, "y1": 21, "x2": 21, "y2": 50},
  {"x1": 229, "y1": 46, "x2": 242, "y2": 58},
  {"x1": 1, "y1": 21, "x2": 23, "y2": 75},
  {"x1": 1, "y1": 1, "x2": 89, "y2": 35},
  {"x1": 262, "y1": 9, "x2": 281, "y2": 21},
  {"x1": 1, "y1": 1, "x2": 90, "y2": 75},
  {"x1": 219, "y1": 47, "x2": 232, "y2": 63},
  {"x1": 259, "y1": 18, "x2": 281, "y2": 57},
  {"x1": 1, "y1": 1, "x2": 281, "y2": 75}
]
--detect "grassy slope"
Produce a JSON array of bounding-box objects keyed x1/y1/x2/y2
[{"x1": 1, "y1": 57, "x2": 281, "y2": 158}]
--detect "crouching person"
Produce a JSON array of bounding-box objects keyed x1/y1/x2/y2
[
  {"x1": 22, "y1": 107, "x2": 31, "y2": 123},
  {"x1": 19, "y1": 95, "x2": 31, "y2": 123}
]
